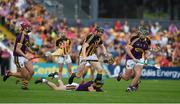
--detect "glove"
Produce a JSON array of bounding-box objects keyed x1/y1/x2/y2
[
  {"x1": 103, "y1": 55, "x2": 115, "y2": 64},
  {"x1": 80, "y1": 58, "x2": 86, "y2": 63},
  {"x1": 107, "y1": 57, "x2": 115, "y2": 64},
  {"x1": 45, "y1": 51, "x2": 52, "y2": 56}
]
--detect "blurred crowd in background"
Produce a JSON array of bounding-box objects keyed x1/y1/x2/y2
[
  {"x1": 0, "y1": 47, "x2": 11, "y2": 76},
  {"x1": 0, "y1": 0, "x2": 180, "y2": 69}
]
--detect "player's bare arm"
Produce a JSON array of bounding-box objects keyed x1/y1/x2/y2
[
  {"x1": 82, "y1": 42, "x2": 89, "y2": 59},
  {"x1": 100, "y1": 44, "x2": 107, "y2": 55},
  {"x1": 16, "y1": 43, "x2": 29, "y2": 60}
]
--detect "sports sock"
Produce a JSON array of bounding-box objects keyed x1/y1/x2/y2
[
  {"x1": 22, "y1": 79, "x2": 29, "y2": 88},
  {"x1": 95, "y1": 74, "x2": 102, "y2": 81},
  {"x1": 42, "y1": 79, "x2": 48, "y2": 83},
  {"x1": 82, "y1": 73, "x2": 87, "y2": 79},
  {"x1": 54, "y1": 75, "x2": 59, "y2": 79},
  {"x1": 68, "y1": 73, "x2": 76, "y2": 84}
]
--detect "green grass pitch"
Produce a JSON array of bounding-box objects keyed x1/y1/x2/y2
[{"x1": 0, "y1": 77, "x2": 180, "y2": 103}]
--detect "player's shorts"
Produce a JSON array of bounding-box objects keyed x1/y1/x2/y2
[
  {"x1": 66, "y1": 82, "x2": 79, "y2": 87},
  {"x1": 85, "y1": 62, "x2": 91, "y2": 67},
  {"x1": 14, "y1": 56, "x2": 28, "y2": 68},
  {"x1": 66, "y1": 83, "x2": 79, "y2": 90},
  {"x1": 57, "y1": 55, "x2": 72, "y2": 64},
  {"x1": 79, "y1": 54, "x2": 98, "y2": 65},
  {"x1": 126, "y1": 58, "x2": 144, "y2": 70}
]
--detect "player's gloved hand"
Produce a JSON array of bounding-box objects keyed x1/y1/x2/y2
[
  {"x1": 81, "y1": 58, "x2": 86, "y2": 63},
  {"x1": 107, "y1": 57, "x2": 115, "y2": 64},
  {"x1": 137, "y1": 58, "x2": 146, "y2": 65},
  {"x1": 45, "y1": 51, "x2": 51, "y2": 56},
  {"x1": 104, "y1": 53, "x2": 111, "y2": 57},
  {"x1": 83, "y1": 43, "x2": 89, "y2": 48},
  {"x1": 155, "y1": 46, "x2": 161, "y2": 52},
  {"x1": 103, "y1": 53, "x2": 115, "y2": 64},
  {"x1": 26, "y1": 55, "x2": 34, "y2": 61},
  {"x1": 133, "y1": 58, "x2": 139, "y2": 63}
]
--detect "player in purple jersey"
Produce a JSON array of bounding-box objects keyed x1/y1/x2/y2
[
  {"x1": 35, "y1": 72, "x2": 103, "y2": 92},
  {"x1": 3, "y1": 21, "x2": 34, "y2": 90},
  {"x1": 117, "y1": 26, "x2": 152, "y2": 92}
]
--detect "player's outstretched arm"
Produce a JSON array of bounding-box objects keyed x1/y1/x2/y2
[
  {"x1": 16, "y1": 43, "x2": 29, "y2": 59},
  {"x1": 46, "y1": 81, "x2": 61, "y2": 90},
  {"x1": 82, "y1": 42, "x2": 89, "y2": 59},
  {"x1": 35, "y1": 78, "x2": 61, "y2": 90},
  {"x1": 26, "y1": 43, "x2": 35, "y2": 54},
  {"x1": 100, "y1": 44, "x2": 107, "y2": 55}
]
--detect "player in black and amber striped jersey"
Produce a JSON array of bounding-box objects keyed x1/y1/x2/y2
[
  {"x1": 68, "y1": 26, "x2": 109, "y2": 85},
  {"x1": 56, "y1": 34, "x2": 72, "y2": 78},
  {"x1": 79, "y1": 33, "x2": 103, "y2": 57}
]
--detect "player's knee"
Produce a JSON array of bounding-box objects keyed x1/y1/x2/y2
[
  {"x1": 130, "y1": 72, "x2": 135, "y2": 77},
  {"x1": 97, "y1": 69, "x2": 103, "y2": 74},
  {"x1": 26, "y1": 67, "x2": 34, "y2": 76},
  {"x1": 68, "y1": 69, "x2": 72, "y2": 72},
  {"x1": 76, "y1": 73, "x2": 81, "y2": 78},
  {"x1": 124, "y1": 78, "x2": 130, "y2": 81},
  {"x1": 59, "y1": 69, "x2": 62, "y2": 72},
  {"x1": 21, "y1": 70, "x2": 28, "y2": 77},
  {"x1": 53, "y1": 87, "x2": 59, "y2": 90},
  {"x1": 135, "y1": 72, "x2": 141, "y2": 78},
  {"x1": 30, "y1": 70, "x2": 34, "y2": 75},
  {"x1": 123, "y1": 76, "x2": 130, "y2": 81},
  {"x1": 76, "y1": 75, "x2": 81, "y2": 78}
]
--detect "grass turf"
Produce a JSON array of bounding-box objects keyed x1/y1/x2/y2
[{"x1": 0, "y1": 77, "x2": 180, "y2": 103}]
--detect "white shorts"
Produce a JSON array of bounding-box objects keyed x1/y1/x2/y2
[
  {"x1": 126, "y1": 58, "x2": 145, "y2": 70},
  {"x1": 66, "y1": 83, "x2": 79, "y2": 90},
  {"x1": 85, "y1": 62, "x2": 91, "y2": 67},
  {"x1": 57, "y1": 55, "x2": 72, "y2": 64},
  {"x1": 66, "y1": 82, "x2": 79, "y2": 87},
  {"x1": 14, "y1": 56, "x2": 28, "y2": 68},
  {"x1": 79, "y1": 54, "x2": 98, "y2": 65}
]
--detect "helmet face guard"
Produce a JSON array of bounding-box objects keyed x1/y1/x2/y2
[
  {"x1": 139, "y1": 26, "x2": 149, "y2": 36},
  {"x1": 95, "y1": 26, "x2": 104, "y2": 34},
  {"x1": 93, "y1": 80, "x2": 104, "y2": 92},
  {"x1": 93, "y1": 80, "x2": 104, "y2": 89}
]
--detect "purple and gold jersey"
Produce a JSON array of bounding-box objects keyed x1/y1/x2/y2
[
  {"x1": 126, "y1": 36, "x2": 151, "y2": 59},
  {"x1": 76, "y1": 81, "x2": 93, "y2": 91},
  {"x1": 13, "y1": 33, "x2": 30, "y2": 56}
]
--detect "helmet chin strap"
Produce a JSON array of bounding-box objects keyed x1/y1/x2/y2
[
  {"x1": 24, "y1": 28, "x2": 31, "y2": 33},
  {"x1": 26, "y1": 30, "x2": 31, "y2": 33}
]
